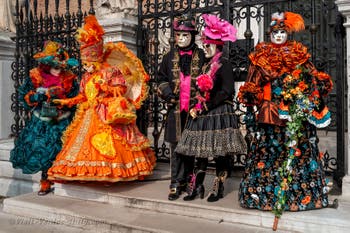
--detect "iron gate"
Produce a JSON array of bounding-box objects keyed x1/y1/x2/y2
[
  {"x1": 11, "y1": 0, "x2": 346, "y2": 192},
  {"x1": 136, "y1": 0, "x2": 346, "y2": 192},
  {"x1": 11, "y1": 0, "x2": 95, "y2": 136}
]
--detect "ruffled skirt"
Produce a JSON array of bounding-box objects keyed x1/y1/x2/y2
[
  {"x1": 10, "y1": 114, "x2": 71, "y2": 174},
  {"x1": 48, "y1": 104, "x2": 156, "y2": 182},
  {"x1": 175, "y1": 103, "x2": 247, "y2": 158}
]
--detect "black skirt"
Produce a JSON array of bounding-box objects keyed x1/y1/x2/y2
[{"x1": 175, "y1": 103, "x2": 247, "y2": 158}]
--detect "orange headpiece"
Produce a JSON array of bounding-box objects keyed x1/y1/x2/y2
[
  {"x1": 270, "y1": 11, "x2": 305, "y2": 34},
  {"x1": 75, "y1": 15, "x2": 105, "y2": 62}
]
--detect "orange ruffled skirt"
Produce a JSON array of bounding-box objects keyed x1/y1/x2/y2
[{"x1": 48, "y1": 103, "x2": 156, "y2": 182}]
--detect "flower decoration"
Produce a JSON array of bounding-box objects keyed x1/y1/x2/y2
[
  {"x1": 202, "y1": 14, "x2": 237, "y2": 43},
  {"x1": 196, "y1": 74, "x2": 213, "y2": 92},
  {"x1": 237, "y1": 82, "x2": 264, "y2": 106},
  {"x1": 273, "y1": 65, "x2": 332, "y2": 218},
  {"x1": 193, "y1": 52, "x2": 222, "y2": 113}
]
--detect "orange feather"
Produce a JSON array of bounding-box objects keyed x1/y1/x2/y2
[{"x1": 284, "y1": 12, "x2": 305, "y2": 33}]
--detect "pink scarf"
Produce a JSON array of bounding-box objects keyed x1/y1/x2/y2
[
  {"x1": 179, "y1": 72, "x2": 191, "y2": 112},
  {"x1": 41, "y1": 71, "x2": 62, "y2": 88}
]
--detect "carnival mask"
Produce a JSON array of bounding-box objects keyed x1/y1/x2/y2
[
  {"x1": 270, "y1": 29, "x2": 288, "y2": 45},
  {"x1": 50, "y1": 67, "x2": 62, "y2": 77},
  {"x1": 83, "y1": 62, "x2": 96, "y2": 73},
  {"x1": 175, "y1": 31, "x2": 192, "y2": 48},
  {"x1": 203, "y1": 43, "x2": 217, "y2": 58}
]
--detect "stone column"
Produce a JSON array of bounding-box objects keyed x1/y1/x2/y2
[
  {"x1": 0, "y1": 32, "x2": 15, "y2": 139},
  {"x1": 95, "y1": 0, "x2": 138, "y2": 53},
  {"x1": 336, "y1": 0, "x2": 350, "y2": 198}
]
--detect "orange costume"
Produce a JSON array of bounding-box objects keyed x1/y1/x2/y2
[{"x1": 47, "y1": 15, "x2": 156, "y2": 182}]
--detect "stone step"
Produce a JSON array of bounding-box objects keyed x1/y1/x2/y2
[
  {"x1": 3, "y1": 176, "x2": 343, "y2": 233},
  {"x1": 2, "y1": 192, "x2": 276, "y2": 233},
  {"x1": 0, "y1": 139, "x2": 40, "y2": 197}
]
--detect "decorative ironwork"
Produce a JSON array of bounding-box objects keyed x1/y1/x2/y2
[
  {"x1": 137, "y1": 0, "x2": 346, "y2": 188},
  {"x1": 12, "y1": 0, "x2": 95, "y2": 138},
  {"x1": 11, "y1": 0, "x2": 345, "y2": 190}
]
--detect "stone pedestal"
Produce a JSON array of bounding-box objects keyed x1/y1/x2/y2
[
  {"x1": 336, "y1": 0, "x2": 350, "y2": 198},
  {"x1": 99, "y1": 14, "x2": 138, "y2": 53},
  {"x1": 95, "y1": 0, "x2": 138, "y2": 53},
  {"x1": 0, "y1": 31, "x2": 15, "y2": 140}
]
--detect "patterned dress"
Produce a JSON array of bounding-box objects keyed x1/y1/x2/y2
[
  {"x1": 48, "y1": 65, "x2": 156, "y2": 182},
  {"x1": 238, "y1": 41, "x2": 332, "y2": 211}
]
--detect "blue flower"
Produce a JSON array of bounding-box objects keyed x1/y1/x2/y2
[
  {"x1": 310, "y1": 160, "x2": 318, "y2": 171},
  {"x1": 273, "y1": 86, "x2": 282, "y2": 95},
  {"x1": 265, "y1": 185, "x2": 272, "y2": 192},
  {"x1": 292, "y1": 184, "x2": 299, "y2": 190}
]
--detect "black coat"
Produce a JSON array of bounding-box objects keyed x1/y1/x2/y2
[{"x1": 158, "y1": 45, "x2": 205, "y2": 143}]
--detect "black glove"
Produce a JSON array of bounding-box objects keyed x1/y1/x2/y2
[
  {"x1": 166, "y1": 98, "x2": 176, "y2": 108},
  {"x1": 30, "y1": 93, "x2": 48, "y2": 103}
]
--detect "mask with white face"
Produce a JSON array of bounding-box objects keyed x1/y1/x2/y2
[
  {"x1": 175, "y1": 31, "x2": 192, "y2": 48},
  {"x1": 50, "y1": 67, "x2": 62, "y2": 76},
  {"x1": 203, "y1": 43, "x2": 217, "y2": 58},
  {"x1": 83, "y1": 62, "x2": 96, "y2": 73},
  {"x1": 270, "y1": 29, "x2": 288, "y2": 45}
]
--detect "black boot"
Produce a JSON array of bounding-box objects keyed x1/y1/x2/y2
[
  {"x1": 207, "y1": 171, "x2": 227, "y2": 202},
  {"x1": 183, "y1": 170, "x2": 205, "y2": 201},
  {"x1": 168, "y1": 183, "x2": 186, "y2": 201}
]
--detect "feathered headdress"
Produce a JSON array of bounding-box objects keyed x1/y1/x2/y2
[
  {"x1": 270, "y1": 11, "x2": 305, "y2": 33},
  {"x1": 75, "y1": 15, "x2": 105, "y2": 62},
  {"x1": 202, "y1": 14, "x2": 237, "y2": 45},
  {"x1": 33, "y1": 40, "x2": 78, "y2": 69}
]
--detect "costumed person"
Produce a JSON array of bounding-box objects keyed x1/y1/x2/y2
[
  {"x1": 237, "y1": 11, "x2": 334, "y2": 230},
  {"x1": 157, "y1": 14, "x2": 205, "y2": 200},
  {"x1": 10, "y1": 40, "x2": 79, "y2": 195},
  {"x1": 175, "y1": 14, "x2": 247, "y2": 202},
  {"x1": 47, "y1": 15, "x2": 156, "y2": 182}
]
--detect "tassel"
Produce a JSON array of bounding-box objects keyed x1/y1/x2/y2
[{"x1": 175, "y1": 109, "x2": 181, "y2": 141}]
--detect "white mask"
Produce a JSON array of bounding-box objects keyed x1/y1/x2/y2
[
  {"x1": 175, "y1": 31, "x2": 192, "y2": 48},
  {"x1": 83, "y1": 62, "x2": 95, "y2": 73},
  {"x1": 270, "y1": 29, "x2": 288, "y2": 45},
  {"x1": 50, "y1": 67, "x2": 62, "y2": 76},
  {"x1": 203, "y1": 43, "x2": 217, "y2": 58}
]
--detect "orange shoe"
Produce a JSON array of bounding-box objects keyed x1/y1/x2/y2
[{"x1": 38, "y1": 180, "x2": 53, "y2": 196}]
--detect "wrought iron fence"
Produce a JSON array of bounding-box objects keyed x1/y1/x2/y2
[
  {"x1": 137, "y1": 0, "x2": 346, "y2": 190},
  {"x1": 11, "y1": 0, "x2": 346, "y2": 191},
  {"x1": 11, "y1": 0, "x2": 95, "y2": 137}
]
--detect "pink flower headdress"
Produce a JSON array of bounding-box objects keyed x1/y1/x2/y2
[{"x1": 202, "y1": 14, "x2": 237, "y2": 45}]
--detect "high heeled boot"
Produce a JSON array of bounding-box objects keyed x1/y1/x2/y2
[
  {"x1": 183, "y1": 170, "x2": 206, "y2": 201},
  {"x1": 207, "y1": 171, "x2": 227, "y2": 202}
]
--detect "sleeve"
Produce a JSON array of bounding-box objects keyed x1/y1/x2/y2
[
  {"x1": 304, "y1": 62, "x2": 333, "y2": 128},
  {"x1": 157, "y1": 52, "x2": 176, "y2": 102},
  {"x1": 20, "y1": 77, "x2": 37, "y2": 110},
  {"x1": 205, "y1": 60, "x2": 235, "y2": 111},
  {"x1": 60, "y1": 75, "x2": 87, "y2": 107},
  {"x1": 237, "y1": 64, "x2": 264, "y2": 107}
]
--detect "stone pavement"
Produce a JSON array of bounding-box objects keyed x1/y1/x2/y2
[
  {"x1": 1, "y1": 162, "x2": 349, "y2": 233},
  {"x1": 0, "y1": 133, "x2": 347, "y2": 233}
]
